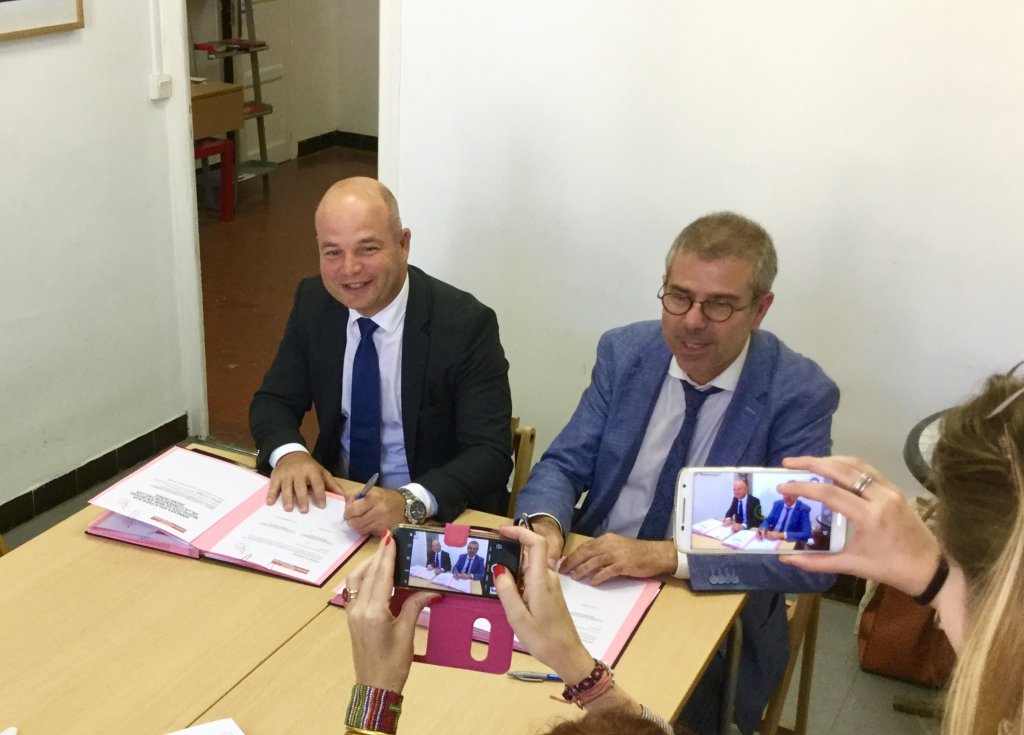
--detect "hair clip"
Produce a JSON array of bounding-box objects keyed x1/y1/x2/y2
[{"x1": 986, "y1": 385, "x2": 1024, "y2": 420}]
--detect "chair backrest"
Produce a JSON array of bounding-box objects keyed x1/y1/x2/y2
[
  {"x1": 759, "y1": 593, "x2": 821, "y2": 735},
  {"x1": 507, "y1": 417, "x2": 537, "y2": 516}
]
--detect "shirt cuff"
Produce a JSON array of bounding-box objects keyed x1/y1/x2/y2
[
  {"x1": 525, "y1": 512, "x2": 565, "y2": 538},
  {"x1": 268, "y1": 443, "x2": 309, "y2": 468},
  {"x1": 400, "y1": 482, "x2": 438, "y2": 519},
  {"x1": 673, "y1": 551, "x2": 691, "y2": 579}
]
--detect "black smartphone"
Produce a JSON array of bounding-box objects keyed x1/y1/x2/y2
[{"x1": 392, "y1": 524, "x2": 522, "y2": 599}]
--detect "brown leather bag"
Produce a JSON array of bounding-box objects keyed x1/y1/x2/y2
[
  {"x1": 857, "y1": 581, "x2": 957, "y2": 687},
  {"x1": 856, "y1": 500, "x2": 957, "y2": 687}
]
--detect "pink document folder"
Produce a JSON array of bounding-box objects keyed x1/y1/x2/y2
[{"x1": 87, "y1": 447, "x2": 367, "y2": 586}]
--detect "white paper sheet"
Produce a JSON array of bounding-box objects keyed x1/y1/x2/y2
[
  {"x1": 692, "y1": 518, "x2": 724, "y2": 535},
  {"x1": 555, "y1": 574, "x2": 655, "y2": 662},
  {"x1": 721, "y1": 529, "x2": 757, "y2": 549},
  {"x1": 742, "y1": 537, "x2": 780, "y2": 551},
  {"x1": 91, "y1": 448, "x2": 266, "y2": 543},
  {"x1": 206, "y1": 494, "x2": 361, "y2": 582}
]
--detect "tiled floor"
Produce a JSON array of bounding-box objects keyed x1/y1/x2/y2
[
  {"x1": 1, "y1": 147, "x2": 945, "y2": 734},
  {"x1": 198, "y1": 146, "x2": 377, "y2": 449}
]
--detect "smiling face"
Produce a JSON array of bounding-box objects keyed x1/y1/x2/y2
[
  {"x1": 733, "y1": 480, "x2": 749, "y2": 499},
  {"x1": 315, "y1": 178, "x2": 410, "y2": 317},
  {"x1": 661, "y1": 252, "x2": 773, "y2": 385}
]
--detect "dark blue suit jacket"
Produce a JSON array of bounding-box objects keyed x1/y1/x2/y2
[
  {"x1": 761, "y1": 499, "x2": 812, "y2": 542},
  {"x1": 514, "y1": 322, "x2": 839, "y2": 734},
  {"x1": 453, "y1": 553, "x2": 485, "y2": 580},
  {"x1": 249, "y1": 266, "x2": 513, "y2": 521},
  {"x1": 427, "y1": 550, "x2": 452, "y2": 572}
]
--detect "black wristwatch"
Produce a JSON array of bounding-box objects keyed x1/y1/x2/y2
[{"x1": 399, "y1": 488, "x2": 427, "y2": 524}]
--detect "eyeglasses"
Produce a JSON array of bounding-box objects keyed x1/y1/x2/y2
[{"x1": 657, "y1": 286, "x2": 754, "y2": 323}]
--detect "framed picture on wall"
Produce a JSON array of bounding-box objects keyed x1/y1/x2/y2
[{"x1": 0, "y1": 0, "x2": 84, "y2": 42}]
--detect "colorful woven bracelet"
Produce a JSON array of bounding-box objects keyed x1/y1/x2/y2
[{"x1": 345, "y1": 684, "x2": 403, "y2": 734}]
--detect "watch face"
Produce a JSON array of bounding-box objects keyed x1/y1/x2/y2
[
  {"x1": 408, "y1": 500, "x2": 427, "y2": 523},
  {"x1": 403, "y1": 491, "x2": 427, "y2": 523}
]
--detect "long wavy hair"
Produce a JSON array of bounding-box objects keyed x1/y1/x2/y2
[{"x1": 932, "y1": 368, "x2": 1024, "y2": 734}]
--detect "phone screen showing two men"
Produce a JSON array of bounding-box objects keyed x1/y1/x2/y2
[
  {"x1": 392, "y1": 526, "x2": 522, "y2": 599},
  {"x1": 686, "y1": 470, "x2": 841, "y2": 553}
]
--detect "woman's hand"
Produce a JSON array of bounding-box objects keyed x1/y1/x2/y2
[
  {"x1": 779, "y1": 456, "x2": 941, "y2": 597},
  {"x1": 492, "y1": 525, "x2": 596, "y2": 686},
  {"x1": 343, "y1": 529, "x2": 436, "y2": 692}
]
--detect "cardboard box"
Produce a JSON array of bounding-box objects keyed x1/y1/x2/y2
[{"x1": 190, "y1": 81, "x2": 244, "y2": 139}]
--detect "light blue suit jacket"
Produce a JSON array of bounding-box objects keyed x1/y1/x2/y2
[
  {"x1": 761, "y1": 499, "x2": 813, "y2": 542},
  {"x1": 514, "y1": 322, "x2": 839, "y2": 733}
]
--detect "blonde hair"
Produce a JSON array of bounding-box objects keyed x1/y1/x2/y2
[{"x1": 932, "y1": 369, "x2": 1024, "y2": 734}]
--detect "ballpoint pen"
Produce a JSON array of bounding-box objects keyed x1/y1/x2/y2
[
  {"x1": 507, "y1": 670, "x2": 562, "y2": 683},
  {"x1": 354, "y1": 472, "x2": 380, "y2": 500}
]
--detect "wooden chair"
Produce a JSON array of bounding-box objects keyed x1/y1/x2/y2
[
  {"x1": 507, "y1": 416, "x2": 537, "y2": 516},
  {"x1": 758, "y1": 593, "x2": 821, "y2": 735}
]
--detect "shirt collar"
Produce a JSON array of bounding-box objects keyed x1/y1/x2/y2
[
  {"x1": 346, "y1": 275, "x2": 409, "y2": 334},
  {"x1": 668, "y1": 336, "x2": 750, "y2": 392}
]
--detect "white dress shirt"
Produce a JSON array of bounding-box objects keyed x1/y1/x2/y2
[
  {"x1": 268, "y1": 277, "x2": 439, "y2": 517},
  {"x1": 595, "y1": 339, "x2": 750, "y2": 578}
]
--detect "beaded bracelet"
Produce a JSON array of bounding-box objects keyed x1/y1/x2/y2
[
  {"x1": 557, "y1": 659, "x2": 614, "y2": 709},
  {"x1": 345, "y1": 684, "x2": 403, "y2": 734}
]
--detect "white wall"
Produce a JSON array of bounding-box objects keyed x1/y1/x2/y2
[
  {"x1": 382, "y1": 1, "x2": 1024, "y2": 494},
  {"x1": 0, "y1": 0, "x2": 204, "y2": 506}
]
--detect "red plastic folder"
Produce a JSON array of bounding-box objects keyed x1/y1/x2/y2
[{"x1": 87, "y1": 447, "x2": 367, "y2": 586}]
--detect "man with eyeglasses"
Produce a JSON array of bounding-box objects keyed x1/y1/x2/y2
[{"x1": 514, "y1": 211, "x2": 838, "y2": 735}]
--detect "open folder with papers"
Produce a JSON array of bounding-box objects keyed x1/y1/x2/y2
[{"x1": 86, "y1": 447, "x2": 367, "y2": 586}]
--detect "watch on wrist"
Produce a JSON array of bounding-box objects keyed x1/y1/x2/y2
[{"x1": 399, "y1": 489, "x2": 427, "y2": 524}]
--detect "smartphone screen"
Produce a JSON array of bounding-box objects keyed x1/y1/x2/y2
[
  {"x1": 676, "y1": 468, "x2": 845, "y2": 554},
  {"x1": 392, "y1": 525, "x2": 522, "y2": 599}
]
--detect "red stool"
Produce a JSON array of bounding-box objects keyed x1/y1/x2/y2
[{"x1": 193, "y1": 137, "x2": 235, "y2": 222}]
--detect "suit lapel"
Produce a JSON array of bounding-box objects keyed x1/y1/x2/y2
[
  {"x1": 707, "y1": 331, "x2": 771, "y2": 466},
  {"x1": 401, "y1": 267, "x2": 430, "y2": 471},
  {"x1": 577, "y1": 338, "x2": 669, "y2": 535},
  {"x1": 318, "y1": 297, "x2": 349, "y2": 453}
]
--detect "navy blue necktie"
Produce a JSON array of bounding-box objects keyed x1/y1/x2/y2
[
  {"x1": 637, "y1": 382, "x2": 723, "y2": 540},
  {"x1": 778, "y1": 507, "x2": 791, "y2": 534},
  {"x1": 738, "y1": 499, "x2": 745, "y2": 525},
  {"x1": 348, "y1": 318, "x2": 381, "y2": 483}
]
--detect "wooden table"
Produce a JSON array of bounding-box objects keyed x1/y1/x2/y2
[
  {"x1": 0, "y1": 504, "x2": 350, "y2": 735},
  {"x1": 195, "y1": 511, "x2": 746, "y2": 734},
  {"x1": 0, "y1": 447, "x2": 744, "y2": 735}
]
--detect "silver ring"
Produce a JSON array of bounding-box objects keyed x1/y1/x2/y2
[{"x1": 850, "y1": 472, "x2": 873, "y2": 497}]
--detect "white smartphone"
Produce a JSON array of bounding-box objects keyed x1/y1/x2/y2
[{"x1": 674, "y1": 467, "x2": 847, "y2": 554}]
